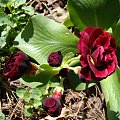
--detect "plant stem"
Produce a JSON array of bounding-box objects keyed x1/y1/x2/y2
[{"x1": 65, "y1": 55, "x2": 80, "y2": 65}]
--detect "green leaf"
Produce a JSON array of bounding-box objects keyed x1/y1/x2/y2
[
  {"x1": 0, "y1": 8, "x2": 13, "y2": 26},
  {"x1": 48, "y1": 75, "x2": 60, "y2": 88},
  {"x1": 16, "y1": 87, "x2": 28, "y2": 99},
  {"x1": 112, "y1": 18, "x2": 120, "y2": 48},
  {"x1": 68, "y1": 70, "x2": 96, "y2": 90},
  {"x1": 13, "y1": 0, "x2": 26, "y2": 8},
  {"x1": 0, "y1": 112, "x2": 5, "y2": 120},
  {"x1": 21, "y1": 64, "x2": 60, "y2": 88},
  {"x1": 33, "y1": 100, "x2": 42, "y2": 109},
  {"x1": 100, "y1": 67, "x2": 120, "y2": 120},
  {"x1": 63, "y1": 52, "x2": 74, "y2": 63},
  {"x1": 14, "y1": 14, "x2": 78, "y2": 64},
  {"x1": 0, "y1": 0, "x2": 11, "y2": 6},
  {"x1": 20, "y1": 78, "x2": 43, "y2": 88},
  {"x1": 22, "y1": 6, "x2": 34, "y2": 16},
  {"x1": 63, "y1": 16, "x2": 74, "y2": 27},
  {"x1": 0, "y1": 37, "x2": 6, "y2": 48},
  {"x1": 116, "y1": 47, "x2": 120, "y2": 66},
  {"x1": 37, "y1": 85, "x2": 49, "y2": 96},
  {"x1": 30, "y1": 88, "x2": 42, "y2": 100},
  {"x1": 24, "y1": 105, "x2": 33, "y2": 117},
  {"x1": 67, "y1": 0, "x2": 120, "y2": 30}
]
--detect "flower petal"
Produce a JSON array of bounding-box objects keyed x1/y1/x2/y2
[
  {"x1": 80, "y1": 66, "x2": 92, "y2": 81},
  {"x1": 92, "y1": 46, "x2": 104, "y2": 64},
  {"x1": 89, "y1": 28, "x2": 103, "y2": 48},
  {"x1": 43, "y1": 97, "x2": 56, "y2": 108},
  {"x1": 78, "y1": 31, "x2": 90, "y2": 55},
  {"x1": 87, "y1": 55, "x2": 108, "y2": 78},
  {"x1": 84, "y1": 26, "x2": 95, "y2": 35}
]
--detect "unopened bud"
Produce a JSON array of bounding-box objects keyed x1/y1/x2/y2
[
  {"x1": 52, "y1": 86, "x2": 64, "y2": 100},
  {"x1": 48, "y1": 51, "x2": 63, "y2": 67}
]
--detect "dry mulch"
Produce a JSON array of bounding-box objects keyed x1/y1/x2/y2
[{"x1": 1, "y1": 81, "x2": 106, "y2": 120}]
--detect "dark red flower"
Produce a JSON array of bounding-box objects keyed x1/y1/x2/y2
[
  {"x1": 78, "y1": 26, "x2": 118, "y2": 81},
  {"x1": 3, "y1": 51, "x2": 31, "y2": 81},
  {"x1": 48, "y1": 51, "x2": 63, "y2": 67},
  {"x1": 42, "y1": 86, "x2": 63, "y2": 117},
  {"x1": 42, "y1": 97, "x2": 62, "y2": 117}
]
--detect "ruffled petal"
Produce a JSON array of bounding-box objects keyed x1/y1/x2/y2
[
  {"x1": 92, "y1": 46, "x2": 104, "y2": 64},
  {"x1": 89, "y1": 28, "x2": 103, "y2": 48},
  {"x1": 80, "y1": 66, "x2": 92, "y2": 81},
  {"x1": 87, "y1": 55, "x2": 108, "y2": 78}
]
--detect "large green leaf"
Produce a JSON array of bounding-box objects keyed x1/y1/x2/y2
[
  {"x1": 20, "y1": 64, "x2": 60, "y2": 88},
  {"x1": 111, "y1": 19, "x2": 120, "y2": 65},
  {"x1": 14, "y1": 15, "x2": 78, "y2": 64},
  {"x1": 112, "y1": 18, "x2": 120, "y2": 48},
  {"x1": 67, "y1": 0, "x2": 120, "y2": 30},
  {"x1": 100, "y1": 67, "x2": 120, "y2": 120}
]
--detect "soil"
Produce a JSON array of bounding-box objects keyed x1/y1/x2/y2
[{"x1": 0, "y1": 0, "x2": 107, "y2": 120}]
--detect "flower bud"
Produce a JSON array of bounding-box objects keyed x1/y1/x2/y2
[
  {"x1": 42, "y1": 86, "x2": 64, "y2": 117},
  {"x1": 42, "y1": 97, "x2": 62, "y2": 117},
  {"x1": 52, "y1": 86, "x2": 64, "y2": 100},
  {"x1": 47, "y1": 51, "x2": 63, "y2": 67}
]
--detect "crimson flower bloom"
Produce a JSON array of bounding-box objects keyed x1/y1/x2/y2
[
  {"x1": 47, "y1": 51, "x2": 63, "y2": 67},
  {"x1": 42, "y1": 87, "x2": 63, "y2": 117},
  {"x1": 3, "y1": 51, "x2": 31, "y2": 81},
  {"x1": 42, "y1": 97, "x2": 62, "y2": 117},
  {"x1": 78, "y1": 26, "x2": 118, "y2": 81}
]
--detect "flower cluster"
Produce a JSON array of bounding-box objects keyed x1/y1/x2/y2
[{"x1": 78, "y1": 26, "x2": 118, "y2": 81}]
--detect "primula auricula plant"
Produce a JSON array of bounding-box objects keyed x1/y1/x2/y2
[
  {"x1": 3, "y1": 26, "x2": 118, "y2": 117},
  {"x1": 1, "y1": 0, "x2": 120, "y2": 119}
]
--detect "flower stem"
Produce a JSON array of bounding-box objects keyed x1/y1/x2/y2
[{"x1": 65, "y1": 55, "x2": 80, "y2": 65}]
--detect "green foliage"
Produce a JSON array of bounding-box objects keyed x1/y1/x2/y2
[
  {"x1": 13, "y1": 0, "x2": 26, "y2": 8},
  {"x1": 0, "y1": 0, "x2": 34, "y2": 51},
  {"x1": 63, "y1": 16, "x2": 74, "y2": 28},
  {"x1": 16, "y1": 87, "x2": 27, "y2": 99},
  {"x1": 0, "y1": 0, "x2": 11, "y2": 6},
  {"x1": 0, "y1": 8, "x2": 13, "y2": 26},
  {"x1": 112, "y1": 18, "x2": 120, "y2": 48},
  {"x1": 68, "y1": 70, "x2": 96, "y2": 90},
  {"x1": 16, "y1": 85, "x2": 49, "y2": 117},
  {"x1": 14, "y1": 14, "x2": 78, "y2": 64},
  {"x1": 0, "y1": 112, "x2": 5, "y2": 120},
  {"x1": 16, "y1": 64, "x2": 62, "y2": 116},
  {"x1": 62, "y1": 52, "x2": 75, "y2": 63},
  {"x1": 100, "y1": 67, "x2": 120, "y2": 120},
  {"x1": 21, "y1": 64, "x2": 60, "y2": 87},
  {"x1": 67, "y1": 0, "x2": 120, "y2": 30}
]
